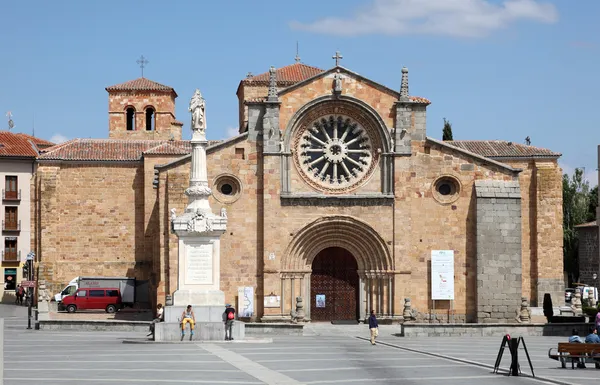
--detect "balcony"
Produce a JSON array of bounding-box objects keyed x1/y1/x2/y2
[
  {"x1": 2, "y1": 189, "x2": 21, "y2": 201},
  {"x1": 2, "y1": 220, "x2": 21, "y2": 232},
  {"x1": 2, "y1": 250, "x2": 20, "y2": 262}
]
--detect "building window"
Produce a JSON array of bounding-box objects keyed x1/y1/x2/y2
[
  {"x1": 4, "y1": 207, "x2": 17, "y2": 231},
  {"x1": 5, "y1": 176, "x2": 17, "y2": 200},
  {"x1": 4, "y1": 238, "x2": 17, "y2": 262},
  {"x1": 213, "y1": 174, "x2": 243, "y2": 204},
  {"x1": 4, "y1": 268, "x2": 16, "y2": 290},
  {"x1": 126, "y1": 107, "x2": 136, "y2": 131},
  {"x1": 432, "y1": 175, "x2": 461, "y2": 205},
  {"x1": 145, "y1": 107, "x2": 155, "y2": 131}
]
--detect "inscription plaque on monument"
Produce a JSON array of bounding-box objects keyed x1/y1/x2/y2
[{"x1": 185, "y1": 243, "x2": 213, "y2": 285}]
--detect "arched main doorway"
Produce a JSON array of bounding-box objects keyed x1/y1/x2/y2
[{"x1": 310, "y1": 247, "x2": 359, "y2": 321}]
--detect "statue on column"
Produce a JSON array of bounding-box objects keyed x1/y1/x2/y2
[{"x1": 189, "y1": 89, "x2": 206, "y2": 134}]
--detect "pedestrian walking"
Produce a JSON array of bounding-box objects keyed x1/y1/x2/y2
[{"x1": 368, "y1": 309, "x2": 379, "y2": 345}]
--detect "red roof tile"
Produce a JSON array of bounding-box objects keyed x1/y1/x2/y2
[
  {"x1": 0, "y1": 131, "x2": 54, "y2": 158},
  {"x1": 447, "y1": 140, "x2": 560, "y2": 158},
  {"x1": 38, "y1": 139, "x2": 224, "y2": 161},
  {"x1": 243, "y1": 63, "x2": 325, "y2": 86},
  {"x1": 105, "y1": 78, "x2": 177, "y2": 96},
  {"x1": 144, "y1": 142, "x2": 191, "y2": 156},
  {"x1": 14, "y1": 133, "x2": 55, "y2": 149}
]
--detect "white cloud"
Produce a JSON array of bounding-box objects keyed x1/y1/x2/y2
[
  {"x1": 50, "y1": 133, "x2": 68, "y2": 144},
  {"x1": 225, "y1": 127, "x2": 238, "y2": 138},
  {"x1": 290, "y1": 0, "x2": 558, "y2": 38}
]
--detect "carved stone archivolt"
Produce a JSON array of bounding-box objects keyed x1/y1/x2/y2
[
  {"x1": 291, "y1": 101, "x2": 383, "y2": 194},
  {"x1": 281, "y1": 215, "x2": 392, "y2": 272}
]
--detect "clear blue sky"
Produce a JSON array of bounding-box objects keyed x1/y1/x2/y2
[{"x1": 1, "y1": 0, "x2": 598, "y2": 186}]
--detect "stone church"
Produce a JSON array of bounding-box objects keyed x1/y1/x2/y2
[{"x1": 33, "y1": 56, "x2": 564, "y2": 323}]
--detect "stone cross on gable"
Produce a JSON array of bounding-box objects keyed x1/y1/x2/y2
[{"x1": 332, "y1": 51, "x2": 343, "y2": 66}]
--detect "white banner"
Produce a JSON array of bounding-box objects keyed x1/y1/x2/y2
[
  {"x1": 237, "y1": 287, "x2": 254, "y2": 317},
  {"x1": 431, "y1": 250, "x2": 455, "y2": 300}
]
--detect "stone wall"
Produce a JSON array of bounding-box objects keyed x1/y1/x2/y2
[
  {"x1": 533, "y1": 163, "x2": 564, "y2": 307},
  {"x1": 475, "y1": 180, "x2": 522, "y2": 323},
  {"x1": 401, "y1": 322, "x2": 593, "y2": 337},
  {"x1": 577, "y1": 225, "x2": 599, "y2": 287},
  {"x1": 35, "y1": 162, "x2": 147, "y2": 295},
  {"x1": 108, "y1": 91, "x2": 181, "y2": 140}
]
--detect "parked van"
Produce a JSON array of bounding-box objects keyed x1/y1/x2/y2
[{"x1": 60, "y1": 288, "x2": 122, "y2": 313}]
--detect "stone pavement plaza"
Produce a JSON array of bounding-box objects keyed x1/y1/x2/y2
[{"x1": 0, "y1": 306, "x2": 596, "y2": 385}]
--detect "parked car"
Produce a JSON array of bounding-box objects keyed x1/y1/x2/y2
[
  {"x1": 60, "y1": 288, "x2": 122, "y2": 313},
  {"x1": 565, "y1": 288, "x2": 575, "y2": 303}
]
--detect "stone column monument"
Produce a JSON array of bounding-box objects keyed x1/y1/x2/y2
[{"x1": 155, "y1": 89, "x2": 243, "y2": 341}]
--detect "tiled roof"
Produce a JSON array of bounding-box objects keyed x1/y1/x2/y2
[
  {"x1": 105, "y1": 78, "x2": 177, "y2": 96},
  {"x1": 143, "y1": 142, "x2": 191, "y2": 155},
  {"x1": 245, "y1": 95, "x2": 429, "y2": 104},
  {"x1": 409, "y1": 96, "x2": 430, "y2": 104},
  {"x1": 447, "y1": 140, "x2": 560, "y2": 158},
  {"x1": 38, "y1": 139, "x2": 225, "y2": 161},
  {"x1": 243, "y1": 63, "x2": 325, "y2": 86},
  {"x1": 0, "y1": 131, "x2": 54, "y2": 158},
  {"x1": 15, "y1": 133, "x2": 55, "y2": 149}
]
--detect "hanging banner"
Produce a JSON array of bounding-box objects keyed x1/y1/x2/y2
[
  {"x1": 431, "y1": 250, "x2": 455, "y2": 300},
  {"x1": 237, "y1": 286, "x2": 254, "y2": 317}
]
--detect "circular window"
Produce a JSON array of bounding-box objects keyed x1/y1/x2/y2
[
  {"x1": 432, "y1": 176, "x2": 461, "y2": 204},
  {"x1": 220, "y1": 183, "x2": 233, "y2": 195},
  {"x1": 292, "y1": 103, "x2": 381, "y2": 194},
  {"x1": 213, "y1": 175, "x2": 242, "y2": 204}
]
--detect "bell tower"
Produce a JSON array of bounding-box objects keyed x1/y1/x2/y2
[{"x1": 106, "y1": 78, "x2": 183, "y2": 140}]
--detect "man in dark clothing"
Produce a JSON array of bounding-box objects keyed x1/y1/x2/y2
[
  {"x1": 224, "y1": 304, "x2": 236, "y2": 341},
  {"x1": 368, "y1": 310, "x2": 379, "y2": 345}
]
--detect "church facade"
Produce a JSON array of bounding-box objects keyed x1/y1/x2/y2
[{"x1": 34, "y1": 59, "x2": 564, "y2": 323}]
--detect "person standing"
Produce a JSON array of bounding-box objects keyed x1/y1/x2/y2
[
  {"x1": 224, "y1": 304, "x2": 236, "y2": 341},
  {"x1": 369, "y1": 310, "x2": 379, "y2": 345}
]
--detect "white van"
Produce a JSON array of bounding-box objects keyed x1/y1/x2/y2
[{"x1": 54, "y1": 277, "x2": 79, "y2": 302}]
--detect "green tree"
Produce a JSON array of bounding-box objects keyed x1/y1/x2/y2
[
  {"x1": 563, "y1": 168, "x2": 590, "y2": 284},
  {"x1": 442, "y1": 118, "x2": 453, "y2": 141}
]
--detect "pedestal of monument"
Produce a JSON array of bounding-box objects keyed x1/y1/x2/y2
[{"x1": 153, "y1": 89, "x2": 242, "y2": 342}]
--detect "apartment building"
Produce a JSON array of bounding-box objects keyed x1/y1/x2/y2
[{"x1": 0, "y1": 132, "x2": 53, "y2": 303}]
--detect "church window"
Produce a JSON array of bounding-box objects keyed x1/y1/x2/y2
[
  {"x1": 432, "y1": 176, "x2": 461, "y2": 204},
  {"x1": 145, "y1": 107, "x2": 155, "y2": 131},
  {"x1": 220, "y1": 184, "x2": 233, "y2": 195},
  {"x1": 213, "y1": 175, "x2": 242, "y2": 204},
  {"x1": 126, "y1": 107, "x2": 136, "y2": 131},
  {"x1": 293, "y1": 111, "x2": 380, "y2": 193}
]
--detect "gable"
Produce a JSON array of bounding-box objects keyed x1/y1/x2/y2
[{"x1": 278, "y1": 67, "x2": 410, "y2": 130}]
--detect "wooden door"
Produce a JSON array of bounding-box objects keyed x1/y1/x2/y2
[{"x1": 310, "y1": 247, "x2": 359, "y2": 321}]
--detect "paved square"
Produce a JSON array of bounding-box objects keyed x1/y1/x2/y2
[{"x1": 0, "y1": 306, "x2": 593, "y2": 384}]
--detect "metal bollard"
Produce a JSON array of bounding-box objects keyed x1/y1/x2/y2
[{"x1": 1, "y1": 318, "x2": 4, "y2": 385}]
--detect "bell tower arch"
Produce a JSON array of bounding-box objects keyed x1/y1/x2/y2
[{"x1": 106, "y1": 78, "x2": 183, "y2": 140}]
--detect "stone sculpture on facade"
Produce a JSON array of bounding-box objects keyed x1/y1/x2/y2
[
  {"x1": 189, "y1": 89, "x2": 206, "y2": 133},
  {"x1": 516, "y1": 296, "x2": 531, "y2": 323},
  {"x1": 170, "y1": 208, "x2": 177, "y2": 222},
  {"x1": 220, "y1": 207, "x2": 227, "y2": 218},
  {"x1": 290, "y1": 296, "x2": 306, "y2": 323},
  {"x1": 588, "y1": 289, "x2": 596, "y2": 307},
  {"x1": 403, "y1": 298, "x2": 416, "y2": 322},
  {"x1": 571, "y1": 288, "x2": 583, "y2": 316},
  {"x1": 333, "y1": 69, "x2": 343, "y2": 95}
]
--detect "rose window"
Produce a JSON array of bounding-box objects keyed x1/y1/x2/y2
[{"x1": 294, "y1": 115, "x2": 376, "y2": 192}]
